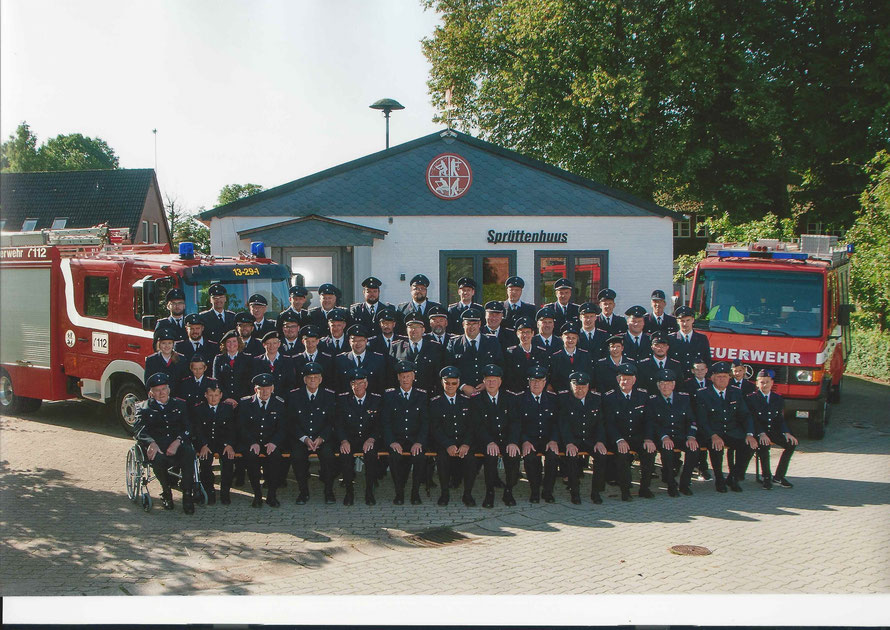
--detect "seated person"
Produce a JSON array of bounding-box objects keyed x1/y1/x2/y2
[{"x1": 191, "y1": 378, "x2": 236, "y2": 505}]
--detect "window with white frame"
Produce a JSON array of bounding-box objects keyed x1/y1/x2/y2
[{"x1": 673, "y1": 220, "x2": 691, "y2": 238}]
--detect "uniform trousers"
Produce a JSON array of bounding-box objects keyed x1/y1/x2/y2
[
  {"x1": 659, "y1": 443, "x2": 698, "y2": 490},
  {"x1": 290, "y1": 441, "x2": 336, "y2": 493},
  {"x1": 483, "y1": 447, "x2": 520, "y2": 491},
  {"x1": 389, "y1": 439, "x2": 426, "y2": 493},
  {"x1": 198, "y1": 449, "x2": 234, "y2": 495},
  {"x1": 707, "y1": 434, "x2": 752, "y2": 483},
  {"x1": 243, "y1": 448, "x2": 282, "y2": 496},
  {"x1": 148, "y1": 443, "x2": 196, "y2": 495},
  {"x1": 436, "y1": 449, "x2": 478, "y2": 495},
  {"x1": 563, "y1": 440, "x2": 606, "y2": 495},
  {"x1": 614, "y1": 439, "x2": 656, "y2": 492},
  {"x1": 756, "y1": 431, "x2": 796, "y2": 479},
  {"x1": 341, "y1": 439, "x2": 378, "y2": 493},
  {"x1": 522, "y1": 439, "x2": 558, "y2": 494}
]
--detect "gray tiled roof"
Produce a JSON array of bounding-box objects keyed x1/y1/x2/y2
[
  {"x1": 238, "y1": 215, "x2": 387, "y2": 247},
  {"x1": 0, "y1": 169, "x2": 156, "y2": 236},
  {"x1": 200, "y1": 130, "x2": 681, "y2": 221}
]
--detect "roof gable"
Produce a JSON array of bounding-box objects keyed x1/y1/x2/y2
[
  {"x1": 200, "y1": 130, "x2": 681, "y2": 221},
  {"x1": 238, "y1": 215, "x2": 387, "y2": 247}
]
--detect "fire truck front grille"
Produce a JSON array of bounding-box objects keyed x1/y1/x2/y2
[{"x1": 747, "y1": 363, "x2": 791, "y2": 384}]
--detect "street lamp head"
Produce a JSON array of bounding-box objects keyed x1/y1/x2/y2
[{"x1": 369, "y1": 98, "x2": 405, "y2": 114}]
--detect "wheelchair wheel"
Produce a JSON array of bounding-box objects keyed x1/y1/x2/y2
[
  {"x1": 126, "y1": 445, "x2": 144, "y2": 502},
  {"x1": 141, "y1": 491, "x2": 152, "y2": 512}
]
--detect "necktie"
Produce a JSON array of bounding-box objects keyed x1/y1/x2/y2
[
  {"x1": 449, "y1": 397, "x2": 455, "y2": 406},
  {"x1": 580, "y1": 398, "x2": 584, "y2": 406},
  {"x1": 336, "y1": 340, "x2": 341, "y2": 351},
  {"x1": 719, "y1": 390, "x2": 725, "y2": 400},
  {"x1": 665, "y1": 397, "x2": 671, "y2": 406},
  {"x1": 491, "y1": 396, "x2": 497, "y2": 405},
  {"x1": 657, "y1": 317, "x2": 662, "y2": 326},
  {"x1": 356, "y1": 355, "x2": 362, "y2": 368},
  {"x1": 403, "y1": 391, "x2": 409, "y2": 400},
  {"x1": 569, "y1": 353, "x2": 574, "y2": 364},
  {"x1": 626, "y1": 393, "x2": 631, "y2": 401},
  {"x1": 512, "y1": 304, "x2": 517, "y2": 312},
  {"x1": 218, "y1": 312, "x2": 224, "y2": 323},
  {"x1": 175, "y1": 319, "x2": 182, "y2": 327},
  {"x1": 357, "y1": 398, "x2": 363, "y2": 407},
  {"x1": 413, "y1": 343, "x2": 419, "y2": 354},
  {"x1": 210, "y1": 406, "x2": 216, "y2": 414},
  {"x1": 525, "y1": 350, "x2": 531, "y2": 360},
  {"x1": 194, "y1": 343, "x2": 201, "y2": 352},
  {"x1": 657, "y1": 360, "x2": 663, "y2": 369},
  {"x1": 309, "y1": 393, "x2": 315, "y2": 402},
  {"x1": 385, "y1": 338, "x2": 391, "y2": 349},
  {"x1": 534, "y1": 395, "x2": 540, "y2": 404},
  {"x1": 308, "y1": 353, "x2": 315, "y2": 361},
  {"x1": 229, "y1": 356, "x2": 235, "y2": 367},
  {"x1": 261, "y1": 401, "x2": 266, "y2": 410}
]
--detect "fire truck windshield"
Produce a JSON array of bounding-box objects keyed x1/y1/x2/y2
[
  {"x1": 179, "y1": 264, "x2": 290, "y2": 316},
  {"x1": 691, "y1": 269, "x2": 824, "y2": 338}
]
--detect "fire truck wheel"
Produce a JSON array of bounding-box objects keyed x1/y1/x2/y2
[
  {"x1": 0, "y1": 369, "x2": 41, "y2": 414},
  {"x1": 113, "y1": 381, "x2": 146, "y2": 436}
]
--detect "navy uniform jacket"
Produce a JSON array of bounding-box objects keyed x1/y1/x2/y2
[
  {"x1": 746, "y1": 390, "x2": 790, "y2": 435},
  {"x1": 558, "y1": 391, "x2": 605, "y2": 446},
  {"x1": 668, "y1": 330, "x2": 711, "y2": 374},
  {"x1": 595, "y1": 313, "x2": 628, "y2": 336},
  {"x1": 683, "y1": 376, "x2": 710, "y2": 400},
  {"x1": 348, "y1": 301, "x2": 393, "y2": 329},
  {"x1": 335, "y1": 392, "x2": 383, "y2": 444},
  {"x1": 319, "y1": 335, "x2": 349, "y2": 357},
  {"x1": 482, "y1": 325, "x2": 519, "y2": 354},
  {"x1": 308, "y1": 307, "x2": 337, "y2": 330},
  {"x1": 395, "y1": 300, "x2": 443, "y2": 334},
  {"x1": 514, "y1": 390, "x2": 559, "y2": 444},
  {"x1": 177, "y1": 375, "x2": 213, "y2": 408},
  {"x1": 593, "y1": 355, "x2": 636, "y2": 394},
  {"x1": 155, "y1": 317, "x2": 187, "y2": 342},
  {"x1": 144, "y1": 352, "x2": 188, "y2": 395},
  {"x1": 199, "y1": 308, "x2": 236, "y2": 344},
  {"x1": 577, "y1": 327, "x2": 610, "y2": 361},
  {"x1": 445, "y1": 334, "x2": 505, "y2": 387},
  {"x1": 695, "y1": 386, "x2": 754, "y2": 440},
  {"x1": 502, "y1": 301, "x2": 538, "y2": 330},
  {"x1": 446, "y1": 301, "x2": 484, "y2": 335},
  {"x1": 174, "y1": 338, "x2": 218, "y2": 364},
  {"x1": 549, "y1": 348, "x2": 593, "y2": 393},
  {"x1": 603, "y1": 388, "x2": 649, "y2": 445},
  {"x1": 190, "y1": 400, "x2": 236, "y2": 452},
  {"x1": 239, "y1": 336, "x2": 264, "y2": 358},
  {"x1": 643, "y1": 312, "x2": 679, "y2": 335},
  {"x1": 212, "y1": 352, "x2": 253, "y2": 400},
  {"x1": 381, "y1": 388, "x2": 429, "y2": 446},
  {"x1": 388, "y1": 337, "x2": 444, "y2": 393},
  {"x1": 429, "y1": 393, "x2": 475, "y2": 449},
  {"x1": 252, "y1": 354, "x2": 297, "y2": 398},
  {"x1": 644, "y1": 391, "x2": 697, "y2": 443},
  {"x1": 471, "y1": 390, "x2": 518, "y2": 446},
  {"x1": 636, "y1": 356, "x2": 684, "y2": 392},
  {"x1": 292, "y1": 350, "x2": 335, "y2": 387},
  {"x1": 731, "y1": 378, "x2": 756, "y2": 396},
  {"x1": 279, "y1": 337, "x2": 305, "y2": 357},
  {"x1": 532, "y1": 334, "x2": 563, "y2": 354},
  {"x1": 333, "y1": 351, "x2": 386, "y2": 395},
  {"x1": 367, "y1": 333, "x2": 403, "y2": 357},
  {"x1": 286, "y1": 387, "x2": 337, "y2": 445},
  {"x1": 134, "y1": 396, "x2": 191, "y2": 451},
  {"x1": 503, "y1": 344, "x2": 551, "y2": 393},
  {"x1": 249, "y1": 317, "x2": 277, "y2": 340},
  {"x1": 236, "y1": 394, "x2": 287, "y2": 449},
  {"x1": 428, "y1": 331, "x2": 453, "y2": 347},
  {"x1": 277, "y1": 306, "x2": 310, "y2": 328},
  {"x1": 622, "y1": 332, "x2": 652, "y2": 362},
  {"x1": 543, "y1": 301, "x2": 580, "y2": 331}
]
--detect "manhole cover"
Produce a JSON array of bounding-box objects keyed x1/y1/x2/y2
[
  {"x1": 405, "y1": 527, "x2": 473, "y2": 548},
  {"x1": 669, "y1": 545, "x2": 712, "y2": 556}
]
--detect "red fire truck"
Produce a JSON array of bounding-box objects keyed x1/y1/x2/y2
[
  {"x1": 0, "y1": 227, "x2": 290, "y2": 433},
  {"x1": 686, "y1": 235, "x2": 854, "y2": 439}
]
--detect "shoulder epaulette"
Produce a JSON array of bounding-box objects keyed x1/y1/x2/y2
[
  {"x1": 604, "y1": 389, "x2": 616, "y2": 395},
  {"x1": 338, "y1": 391, "x2": 350, "y2": 397},
  {"x1": 324, "y1": 388, "x2": 335, "y2": 394},
  {"x1": 431, "y1": 395, "x2": 442, "y2": 401},
  {"x1": 557, "y1": 389, "x2": 570, "y2": 395},
  {"x1": 677, "y1": 391, "x2": 690, "y2": 397},
  {"x1": 274, "y1": 395, "x2": 285, "y2": 402},
  {"x1": 416, "y1": 388, "x2": 428, "y2": 393},
  {"x1": 240, "y1": 395, "x2": 253, "y2": 401},
  {"x1": 369, "y1": 392, "x2": 382, "y2": 399},
  {"x1": 385, "y1": 387, "x2": 396, "y2": 393}
]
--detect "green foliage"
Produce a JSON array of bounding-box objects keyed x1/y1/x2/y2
[
  {"x1": 218, "y1": 183, "x2": 264, "y2": 206},
  {"x1": 165, "y1": 195, "x2": 210, "y2": 254},
  {"x1": 846, "y1": 151, "x2": 890, "y2": 330},
  {"x1": 673, "y1": 251, "x2": 706, "y2": 284},
  {"x1": 705, "y1": 213, "x2": 797, "y2": 243},
  {"x1": 1, "y1": 122, "x2": 118, "y2": 172},
  {"x1": 422, "y1": 0, "x2": 890, "y2": 227},
  {"x1": 847, "y1": 327, "x2": 890, "y2": 382}
]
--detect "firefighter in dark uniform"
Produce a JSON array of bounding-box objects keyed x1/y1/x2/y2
[
  {"x1": 381, "y1": 360, "x2": 429, "y2": 505},
  {"x1": 144, "y1": 327, "x2": 188, "y2": 396},
  {"x1": 134, "y1": 372, "x2": 196, "y2": 513},
  {"x1": 367, "y1": 309, "x2": 402, "y2": 355},
  {"x1": 429, "y1": 366, "x2": 478, "y2": 506},
  {"x1": 178, "y1": 354, "x2": 213, "y2": 408},
  {"x1": 502, "y1": 276, "x2": 537, "y2": 330},
  {"x1": 350, "y1": 276, "x2": 393, "y2": 333},
  {"x1": 335, "y1": 368, "x2": 382, "y2": 505},
  {"x1": 472, "y1": 364, "x2": 520, "y2": 507},
  {"x1": 636, "y1": 332, "x2": 683, "y2": 392},
  {"x1": 278, "y1": 285, "x2": 310, "y2": 329},
  {"x1": 644, "y1": 368, "x2": 700, "y2": 497},
  {"x1": 683, "y1": 356, "x2": 713, "y2": 480},
  {"x1": 730, "y1": 359, "x2": 756, "y2": 395},
  {"x1": 558, "y1": 370, "x2": 607, "y2": 504},
  {"x1": 447, "y1": 277, "x2": 484, "y2": 335},
  {"x1": 503, "y1": 317, "x2": 551, "y2": 394},
  {"x1": 278, "y1": 311, "x2": 305, "y2": 357},
  {"x1": 482, "y1": 301, "x2": 518, "y2": 353},
  {"x1": 155, "y1": 287, "x2": 188, "y2": 342},
  {"x1": 604, "y1": 363, "x2": 655, "y2": 501},
  {"x1": 533, "y1": 307, "x2": 563, "y2": 353},
  {"x1": 446, "y1": 308, "x2": 505, "y2": 397},
  {"x1": 199, "y1": 283, "x2": 236, "y2": 345},
  {"x1": 308, "y1": 283, "x2": 340, "y2": 329},
  {"x1": 595, "y1": 288, "x2": 628, "y2": 335},
  {"x1": 427, "y1": 304, "x2": 452, "y2": 346},
  {"x1": 747, "y1": 368, "x2": 798, "y2": 489},
  {"x1": 191, "y1": 377, "x2": 236, "y2": 505},
  {"x1": 175, "y1": 314, "x2": 215, "y2": 362},
  {"x1": 644, "y1": 289, "x2": 679, "y2": 335},
  {"x1": 578, "y1": 302, "x2": 609, "y2": 360},
  {"x1": 293, "y1": 325, "x2": 334, "y2": 385},
  {"x1": 695, "y1": 361, "x2": 758, "y2": 493},
  {"x1": 549, "y1": 322, "x2": 593, "y2": 393},
  {"x1": 543, "y1": 278, "x2": 580, "y2": 332},
  {"x1": 389, "y1": 314, "x2": 444, "y2": 393},
  {"x1": 234, "y1": 312, "x2": 264, "y2": 357},
  {"x1": 212, "y1": 330, "x2": 254, "y2": 404},
  {"x1": 396, "y1": 274, "x2": 443, "y2": 334},
  {"x1": 319, "y1": 308, "x2": 350, "y2": 356},
  {"x1": 516, "y1": 364, "x2": 560, "y2": 503},
  {"x1": 286, "y1": 361, "x2": 338, "y2": 504},
  {"x1": 237, "y1": 373, "x2": 286, "y2": 507},
  {"x1": 622, "y1": 305, "x2": 652, "y2": 362},
  {"x1": 594, "y1": 335, "x2": 636, "y2": 394},
  {"x1": 247, "y1": 293, "x2": 276, "y2": 340},
  {"x1": 333, "y1": 324, "x2": 386, "y2": 395},
  {"x1": 668, "y1": 305, "x2": 711, "y2": 376},
  {"x1": 252, "y1": 331, "x2": 297, "y2": 398}
]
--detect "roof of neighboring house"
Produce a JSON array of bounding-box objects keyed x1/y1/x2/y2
[
  {"x1": 199, "y1": 129, "x2": 683, "y2": 221},
  {"x1": 0, "y1": 168, "x2": 160, "y2": 237}
]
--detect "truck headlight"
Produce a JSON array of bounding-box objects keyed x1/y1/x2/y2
[{"x1": 795, "y1": 369, "x2": 814, "y2": 382}]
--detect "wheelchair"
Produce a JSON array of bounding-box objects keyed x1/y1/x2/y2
[{"x1": 125, "y1": 442, "x2": 207, "y2": 512}]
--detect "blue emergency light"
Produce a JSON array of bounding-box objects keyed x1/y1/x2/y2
[
  {"x1": 178, "y1": 241, "x2": 195, "y2": 260},
  {"x1": 772, "y1": 252, "x2": 808, "y2": 260},
  {"x1": 718, "y1": 250, "x2": 807, "y2": 261},
  {"x1": 251, "y1": 241, "x2": 266, "y2": 258}
]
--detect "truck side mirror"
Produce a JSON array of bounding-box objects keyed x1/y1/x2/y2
[
  {"x1": 142, "y1": 315, "x2": 157, "y2": 331},
  {"x1": 838, "y1": 303, "x2": 855, "y2": 327},
  {"x1": 141, "y1": 278, "x2": 157, "y2": 316}
]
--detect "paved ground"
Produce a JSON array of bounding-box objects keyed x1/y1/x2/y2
[{"x1": 1, "y1": 376, "x2": 888, "y2": 597}]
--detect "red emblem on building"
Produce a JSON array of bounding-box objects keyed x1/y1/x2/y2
[{"x1": 426, "y1": 153, "x2": 472, "y2": 200}]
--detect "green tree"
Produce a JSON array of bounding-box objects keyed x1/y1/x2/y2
[
  {"x1": 1, "y1": 122, "x2": 119, "y2": 172},
  {"x1": 0, "y1": 122, "x2": 42, "y2": 172},
  {"x1": 218, "y1": 183, "x2": 264, "y2": 206},
  {"x1": 165, "y1": 194, "x2": 210, "y2": 253}
]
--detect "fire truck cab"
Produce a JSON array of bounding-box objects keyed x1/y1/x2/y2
[
  {"x1": 0, "y1": 227, "x2": 290, "y2": 433},
  {"x1": 687, "y1": 235, "x2": 854, "y2": 439}
]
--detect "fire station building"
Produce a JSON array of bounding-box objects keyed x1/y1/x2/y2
[{"x1": 200, "y1": 129, "x2": 682, "y2": 310}]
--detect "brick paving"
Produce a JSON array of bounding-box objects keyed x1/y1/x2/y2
[{"x1": 1, "y1": 376, "x2": 888, "y2": 596}]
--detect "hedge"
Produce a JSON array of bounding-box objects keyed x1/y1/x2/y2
[{"x1": 846, "y1": 327, "x2": 890, "y2": 382}]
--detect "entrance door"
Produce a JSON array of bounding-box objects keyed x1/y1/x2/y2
[
  {"x1": 439, "y1": 251, "x2": 516, "y2": 305},
  {"x1": 535, "y1": 250, "x2": 608, "y2": 305}
]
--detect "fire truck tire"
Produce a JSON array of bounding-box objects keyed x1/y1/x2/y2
[
  {"x1": 0, "y1": 369, "x2": 42, "y2": 415},
  {"x1": 807, "y1": 400, "x2": 828, "y2": 440},
  {"x1": 113, "y1": 381, "x2": 146, "y2": 436}
]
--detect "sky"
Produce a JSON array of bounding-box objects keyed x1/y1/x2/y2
[{"x1": 1, "y1": 0, "x2": 444, "y2": 211}]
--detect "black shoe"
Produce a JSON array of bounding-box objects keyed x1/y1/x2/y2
[
  {"x1": 206, "y1": 489, "x2": 216, "y2": 506},
  {"x1": 715, "y1": 482, "x2": 728, "y2": 493},
  {"x1": 183, "y1": 497, "x2": 195, "y2": 515},
  {"x1": 761, "y1": 478, "x2": 773, "y2": 490},
  {"x1": 365, "y1": 491, "x2": 376, "y2": 506},
  {"x1": 493, "y1": 477, "x2": 505, "y2": 488},
  {"x1": 679, "y1": 485, "x2": 693, "y2": 496},
  {"x1": 393, "y1": 493, "x2": 404, "y2": 505},
  {"x1": 774, "y1": 476, "x2": 794, "y2": 488},
  {"x1": 324, "y1": 491, "x2": 336, "y2": 504},
  {"x1": 542, "y1": 491, "x2": 556, "y2": 504},
  {"x1": 410, "y1": 490, "x2": 422, "y2": 505},
  {"x1": 437, "y1": 492, "x2": 449, "y2": 506},
  {"x1": 266, "y1": 493, "x2": 280, "y2": 508},
  {"x1": 590, "y1": 491, "x2": 603, "y2": 504},
  {"x1": 161, "y1": 492, "x2": 174, "y2": 511},
  {"x1": 620, "y1": 489, "x2": 631, "y2": 501},
  {"x1": 639, "y1": 487, "x2": 655, "y2": 499},
  {"x1": 668, "y1": 486, "x2": 679, "y2": 498},
  {"x1": 570, "y1": 491, "x2": 581, "y2": 505},
  {"x1": 728, "y1": 477, "x2": 742, "y2": 492},
  {"x1": 462, "y1": 493, "x2": 476, "y2": 507},
  {"x1": 251, "y1": 495, "x2": 263, "y2": 508},
  {"x1": 529, "y1": 488, "x2": 540, "y2": 503},
  {"x1": 220, "y1": 490, "x2": 231, "y2": 505},
  {"x1": 503, "y1": 490, "x2": 516, "y2": 507},
  {"x1": 343, "y1": 488, "x2": 354, "y2": 506},
  {"x1": 482, "y1": 491, "x2": 494, "y2": 508},
  {"x1": 295, "y1": 492, "x2": 309, "y2": 505}
]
